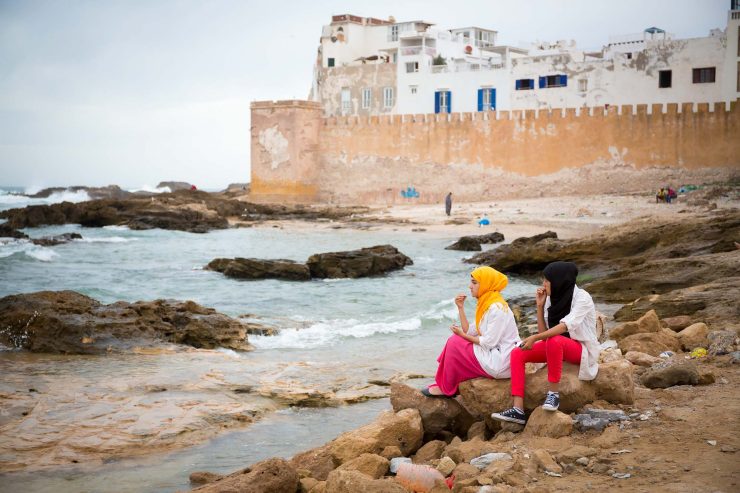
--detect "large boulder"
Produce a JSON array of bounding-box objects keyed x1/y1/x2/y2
[
  {"x1": 335, "y1": 453, "x2": 389, "y2": 479},
  {"x1": 191, "y1": 458, "x2": 299, "y2": 493},
  {"x1": 662, "y1": 315, "x2": 694, "y2": 332},
  {"x1": 523, "y1": 408, "x2": 573, "y2": 438},
  {"x1": 676, "y1": 323, "x2": 710, "y2": 351},
  {"x1": 608, "y1": 310, "x2": 661, "y2": 341},
  {"x1": 445, "y1": 232, "x2": 504, "y2": 251},
  {"x1": 624, "y1": 351, "x2": 662, "y2": 367},
  {"x1": 617, "y1": 329, "x2": 681, "y2": 357},
  {"x1": 290, "y1": 445, "x2": 336, "y2": 481},
  {"x1": 0, "y1": 223, "x2": 29, "y2": 239},
  {"x1": 640, "y1": 358, "x2": 700, "y2": 389},
  {"x1": 325, "y1": 469, "x2": 407, "y2": 493},
  {"x1": 0, "y1": 290, "x2": 252, "y2": 353},
  {"x1": 329, "y1": 409, "x2": 424, "y2": 464},
  {"x1": 466, "y1": 231, "x2": 558, "y2": 272},
  {"x1": 306, "y1": 245, "x2": 413, "y2": 278},
  {"x1": 206, "y1": 257, "x2": 311, "y2": 281},
  {"x1": 390, "y1": 383, "x2": 475, "y2": 438},
  {"x1": 459, "y1": 360, "x2": 634, "y2": 416}
]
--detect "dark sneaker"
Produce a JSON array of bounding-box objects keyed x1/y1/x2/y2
[
  {"x1": 491, "y1": 408, "x2": 526, "y2": 425},
  {"x1": 542, "y1": 392, "x2": 560, "y2": 411}
]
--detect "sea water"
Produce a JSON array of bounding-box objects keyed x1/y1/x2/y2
[{"x1": 0, "y1": 187, "x2": 536, "y2": 492}]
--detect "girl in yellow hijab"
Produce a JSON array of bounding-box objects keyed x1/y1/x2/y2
[{"x1": 423, "y1": 266, "x2": 522, "y2": 397}]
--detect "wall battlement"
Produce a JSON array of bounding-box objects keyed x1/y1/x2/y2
[{"x1": 250, "y1": 99, "x2": 739, "y2": 204}]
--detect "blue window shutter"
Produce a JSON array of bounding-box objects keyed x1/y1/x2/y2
[
  {"x1": 490, "y1": 88, "x2": 496, "y2": 110},
  {"x1": 446, "y1": 91, "x2": 451, "y2": 113},
  {"x1": 539, "y1": 76, "x2": 546, "y2": 89},
  {"x1": 434, "y1": 91, "x2": 440, "y2": 114},
  {"x1": 515, "y1": 80, "x2": 521, "y2": 90},
  {"x1": 529, "y1": 79, "x2": 534, "y2": 89},
  {"x1": 477, "y1": 89, "x2": 483, "y2": 111},
  {"x1": 560, "y1": 74, "x2": 567, "y2": 86}
]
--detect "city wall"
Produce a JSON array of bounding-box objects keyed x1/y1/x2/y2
[{"x1": 250, "y1": 100, "x2": 739, "y2": 204}]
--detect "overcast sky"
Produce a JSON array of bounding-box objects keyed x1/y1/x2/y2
[{"x1": 0, "y1": 0, "x2": 730, "y2": 190}]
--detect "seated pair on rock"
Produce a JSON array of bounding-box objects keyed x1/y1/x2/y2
[{"x1": 424, "y1": 262, "x2": 601, "y2": 425}]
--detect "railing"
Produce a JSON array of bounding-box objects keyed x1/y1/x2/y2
[
  {"x1": 732, "y1": 11, "x2": 740, "y2": 19},
  {"x1": 430, "y1": 63, "x2": 505, "y2": 74},
  {"x1": 400, "y1": 46, "x2": 436, "y2": 56}
]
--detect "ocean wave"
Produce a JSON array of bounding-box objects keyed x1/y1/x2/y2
[
  {"x1": 0, "y1": 188, "x2": 91, "y2": 208},
  {"x1": 250, "y1": 317, "x2": 422, "y2": 349},
  {"x1": 0, "y1": 240, "x2": 58, "y2": 262},
  {"x1": 74, "y1": 236, "x2": 135, "y2": 243},
  {"x1": 103, "y1": 225, "x2": 130, "y2": 231},
  {"x1": 128, "y1": 185, "x2": 171, "y2": 194}
]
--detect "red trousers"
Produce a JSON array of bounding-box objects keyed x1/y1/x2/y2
[{"x1": 510, "y1": 335, "x2": 582, "y2": 397}]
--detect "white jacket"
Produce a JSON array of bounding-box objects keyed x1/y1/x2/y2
[
  {"x1": 544, "y1": 285, "x2": 601, "y2": 380},
  {"x1": 467, "y1": 303, "x2": 521, "y2": 379}
]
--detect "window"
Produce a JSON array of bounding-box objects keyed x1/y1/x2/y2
[
  {"x1": 406, "y1": 61, "x2": 419, "y2": 73},
  {"x1": 692, "y1": 67, "x2": 716, "y2": 83},
  {"x1": 435, "y1": 90, "x2": 451, "y2": 113},
  {"x1": 539, "y1": 74, "x2": 568, "y2": 88},
  {"x1": 361, "y1": 88, "x2": 371, "y2": 109},
  {"x1": 625, "y1": 52, "x2": 632, "y2": 60},
  {"x1": 392, "y1": 52, "x2": 398, "y2": 63},
  {"x1": 737, "y1": 61, "x2": 740, "y2": 92},
  {"x1": 578, "y1": 79, "x2": 588, "y2": 92},
  {"x1": 341, "y1": 88, "x2": 351, "y2": 114},
  {"x1": 410, "y1": 86, "x2": 417, "y2": 95},
  {"x1": 328, "y1": 58, "x2": 335, "y2": 68},
  {"x1": 383, "y1": 87, "x2": 394, "y2": 108},
  {"x1": 515, "y1": 79, "x2": 535, "y2": 90},
  {"x1": 388, "y1": 25, "x2": 399, "y2": 42},
  {"x1": 659, "y1": 70, "x2": 672, "y2": 88},
  {"x1": 737, "y1": 26, "x2": 739, "y2": 57},
  {"x1": 477, "y1": 88, "x2": 496, "y2": 111}
]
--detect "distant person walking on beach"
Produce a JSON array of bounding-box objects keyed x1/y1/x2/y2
[
  {"x1": 491, "y1": 261, "x2": 600, "y2": 424},
  {"x1": 445, "y1": 192, "x2": 453, "y2": 216},
  {"x1": 422, "y1": 266, "x2": 521, "y2": 397}
]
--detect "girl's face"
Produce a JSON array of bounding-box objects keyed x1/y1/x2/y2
[
  {"x1": 542, "y1": 278, "x2": 551, "y2": 296},
  {"x1": 469, "y1": 277, "x2": 480, "y2": 298}
]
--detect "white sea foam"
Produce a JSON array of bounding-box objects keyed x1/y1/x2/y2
[
  {"x1": 0, "y1": 240, "x2": 57, "y2": 262},
  {"x1": 0, "y1": 188, "x2": 91, "y2": 209},
  {"x1": 103, "y1": 225, "x2": 130, "y2": 231},
  {"x1": 128, "y1": 185, "x2": 172, "y2": 194},
  {"x1": 74, "y1": 236, "x2": 135, "y2": 243},
  {"x1": 250, "y1": 316, "x2": 422, "y2": 349}
]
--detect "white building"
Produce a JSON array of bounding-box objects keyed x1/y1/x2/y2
[{"x1": 310, "y1": 4, "x2": 740, "y2": 116}]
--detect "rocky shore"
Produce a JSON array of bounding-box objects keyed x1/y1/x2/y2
[{"x1": 176, "y1": 209, "x2": 739, "y2": 493}]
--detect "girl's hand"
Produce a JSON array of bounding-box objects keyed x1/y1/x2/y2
[
  {"x1": 535, "y1": 287, "x2": 547, "y2": 308},
  {"x1": 520, "y1": 335, "x2": 537, "y2": 350},
  {"x1": 454, "y1": 294, "x2": 466, "y2": 309},
  {"x1": 450, "y1": 324, "x2": 464, "y2": 336}
]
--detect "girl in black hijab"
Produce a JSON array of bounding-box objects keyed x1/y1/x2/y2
[{"x1": 491, "y1": 261, "x2": 600, "y2": 425}]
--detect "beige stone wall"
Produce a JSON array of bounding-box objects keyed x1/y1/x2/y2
[{"x1": 250, "y1": 100, "x2": 739, "y2": 205}]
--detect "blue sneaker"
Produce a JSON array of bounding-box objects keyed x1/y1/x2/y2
[
  {"x1": 491, "y1": 408, "x2": 526, "y2": 425},
  {"x1": 542, "y1": 392, "x2": 560, "y2": 411}
]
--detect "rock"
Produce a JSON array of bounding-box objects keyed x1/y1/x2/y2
[
  {"x1": 389, "y1": 457, "x2": 412, "y2": 474},
  {"x1": 609, "y1": 310, "x2": 661, "y2": 341},
  {"x1": 641, "y1": 358, "x2": 700, "y2": 388},
  {"x1": 412, "y1": 440, "x2": 447, "y2": 464},
  {"x1": 581, "y1": 408, "x2": 629, "y2": 422},
  {"x1": 573, "y1": 414, "x2": 610, "y2": 432},
  {"x1": 0, "y1": 223, "x2": 29, "y2": 239},
  {"x1": 390, "y1": 383, "x2": 475, "y2": 438},
  {"x1": 308, "y1": 481, "x2": 326, "y2": 493},
  {"x1": 446, "y1": 232, "x2": 504, "y2": 251},
  {"x1": 676, "y1": 323, "x2": 709, "y2": 351},
  {"x1": 0, "y1": 290, "x2": 252, "y2": 353},
  {"x1": 329, "y1": 409, "x2": 423, "y2": 464},
  {"x1": 452, "y1": 462, "x2": 481, "y2": 481},
  {"x1": 306, "y1": 245, "x2": 413, "y2": 278},
  {"x1": 290, "y1": 445, "x2": 336, "y2": 481},
  {"x1": 617, "y1": 329, "x2": 681, "y2": 357},
  {"x1": 459, "y1": 360, "x2": 635, "y2": 416},
  {"x1": 624, "y1": 351, "x2": 662, "y2": 367},
  {"x1": 708, "y1": 330, "x2": 737, "y2": 356},
  {"x1": 436, "y1": 456, "x2": 457, "y2": 476},
  {"x1": 466, "y1": 421, "x2": 488, "y2": 441},
  {"x1": 206, "y1": 257, "x2": 311, "y2": 281},
  {"x1": 599, "y1": 347, "x2": 623, "y2": 363},
  {"x1": 156, "y1": 181, "x2": 193, "y2": 191},
  {"x1": 470, "y1": 453, "x2": 513, "y2": 470},
  {"x1": 532, "y1": 449, "x2": 563, "y2": 474},
  {"x1": 31, "y1": 232, "x2": 83, "y2": 246},
  {"x1": 575, "y1": 457, "x2": 589, "y2": 466},
  {"x1": 465, "y1": 231, "x2": 558, "y2": 271},
  {"x1": 591, "y1": 425, "x2": 621, "y2": 448},
  {"x1": 189, "y1": 471, "x2": 224, "y2": 485},
  {"x1": 444, "y1": 436, "x2": 498, "y2": 463},
  {"x1": 335, "y1": 453, "x2": 389, "y2": 479},
  {"x1": 381, "y1": 446, "x2": 403, "y2": 459},
  {"x1": 730, "y1": 351, "x2": 740, "y2": 363},
  {"x1": 555, "y1": 445, "x2": 598, "y2": 464},
  {"x1": 326, "y1": 469, "x2": 407, "y2": 493},
  {"x1": 698, "y1": 368, "x2": 715, "y2": 385},
  {"x1": 662, "y1": 315, "x2": 694, "y2": 332},
  {"x1": 523, "y1": 408, "x2": 573, "y2": 438},
  {"x1": 191, "y1": 458, "x2": 299, "y2": 493},
  {"x1": 300, "y1": 477, "x2": 319, "y2": 493}
]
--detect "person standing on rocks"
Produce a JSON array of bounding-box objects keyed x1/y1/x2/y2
[
  {"x1": 422, "y1": 266, "x2": 521, "y2": 397},
  {"x1": 445, "y1": 192, "x2": 452, "y2": 216},
  {"x1": 491, "y1": 261, "x2": 600, "y2": 424}
]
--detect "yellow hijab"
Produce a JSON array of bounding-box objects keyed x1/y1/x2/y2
[{"x1": 472, "y1": 266, "x2": 509, "y2": 335}]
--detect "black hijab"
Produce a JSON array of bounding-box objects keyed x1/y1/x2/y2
[{"x1": 543, "y1": 261, "x2": 579, "y2": 330}]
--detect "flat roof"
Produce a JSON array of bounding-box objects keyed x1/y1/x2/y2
[{"x1": 450, "y1": 26, "x2": 498, "y2": 33}]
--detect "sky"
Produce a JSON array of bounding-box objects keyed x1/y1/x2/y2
[{"x1": 0, "y1": 0, "x2": 731, "y2": 190}]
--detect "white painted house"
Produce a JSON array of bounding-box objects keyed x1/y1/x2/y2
[{"x1": 310, "y1": 3, "x2": 740, "y2": 116}]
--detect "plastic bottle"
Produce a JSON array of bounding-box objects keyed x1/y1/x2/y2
[{"x1": 395, "y1": 462, "x2": 447, "y2": 492}]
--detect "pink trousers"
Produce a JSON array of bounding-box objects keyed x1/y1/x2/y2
[
  {"x1": 433, "y1": 335, "x2": 490, "y2": 396},
  {"x1": 510, "y1": 335, "x2": 582, "y2": 397}
]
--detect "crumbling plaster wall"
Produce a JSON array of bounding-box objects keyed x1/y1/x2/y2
[{"x1": 314, "y1": 63, "x2": 397, "y2": 116}]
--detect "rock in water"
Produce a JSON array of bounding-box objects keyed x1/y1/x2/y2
[
  {"x1": 307, "y1": 245, "x2": 413, "y2": 278},
  {"x1": 206, "y1": 257, "x2": 311, "y2": 281},
  {"x1": 0, "y1": 290, "x2": 253, "y2": 353},
  {"x1": 445, "y1": 232, "x2": 504, "y2": 251}
]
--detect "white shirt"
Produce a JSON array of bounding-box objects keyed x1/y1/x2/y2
[
  {"x1": 544, "y1": 285, "x2": 600, "y2": 380},
  {"x1": 468, "y1": 303, "x2": 521, "y2": 379}
]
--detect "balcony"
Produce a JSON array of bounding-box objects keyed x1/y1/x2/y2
[
  {"x1": 400, "y1": 46, "x2": 437, "y2": 56},
  {"x1": 430, "y1": 63, "x2": 505, "y2": 74}
]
